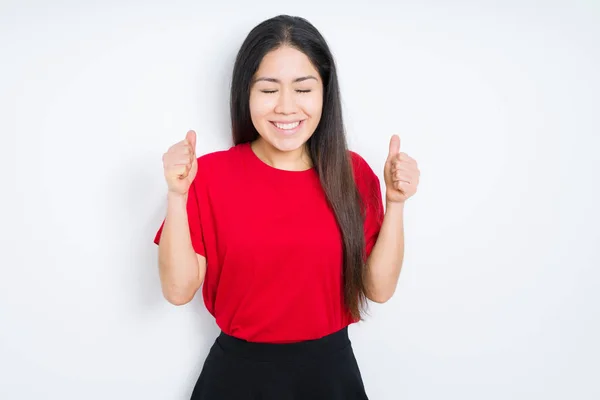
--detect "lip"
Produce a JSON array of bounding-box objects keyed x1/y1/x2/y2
[{"x1": 270, "y1": 120, "x2": 305, "y2": 135}]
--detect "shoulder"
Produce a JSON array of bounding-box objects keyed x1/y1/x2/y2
[
  {"x1": 348, "y1": 150, "x2": 382, "y2": 201},
  {"x1": 197, "y1": 143, "x2": 246, "y2": 166},
  {"x1": 348, "y1": 149, "x2": 381, "y2": 196},
  {"x1": 195, "y1": 142, "x2": 249, "y2": 174},
  {"x1": 192, "y1": 143, "x2": 248, "y2": 186},
  {"x1": 348, "y1": 150, "x2": 378, "y2": 180}
]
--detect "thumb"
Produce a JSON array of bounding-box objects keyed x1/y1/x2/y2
[
  {"x1": 186, "y1": 130, "x2": 197, "y2": 155},
  {"x1": 387, "y1": 134, "x2": 401, "y2": 161}
]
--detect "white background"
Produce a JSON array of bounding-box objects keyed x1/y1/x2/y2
[{"x1": 1, "y1": 0, "x2": 599, "y2": 399}]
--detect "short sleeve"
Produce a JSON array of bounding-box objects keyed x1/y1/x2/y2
[
  {"x1": 363, "y1": 173, "x2": 384, "y2": 258},
  {"x1": 351, "y1": 152, "x2": 384, "y2": 258},
  {"x1": 153, "y1": 176, "x2": 206, "y2": 257}
]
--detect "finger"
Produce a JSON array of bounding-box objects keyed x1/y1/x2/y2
[
  {"x1": 392, "y1": 170, "x2": 418, "y2": 182},
  {"x1": 393, "y1": 174, "x2": 417, "y2": 185},
  {"x1": 168, "y1": 165, "x2": 189, "y2": 179},
  {"x1": 393, "y1": 176, "x2": 412, "y2": 184},
  {"x1": 393, "y1": 168, "x2": 417, "y2": 181},
  {"x1": 396, "y1": 181, "x2": 411, "y2": 191},
  {"x1": 394, "y1": 181, "x2": 411, "y2": 193},
  {"x1": 395, "y1": 152, "x2": 414, "y2": 163},
  {"x1": 179, "y1": 145, "x2": 191, "y2": 155},
  {"x1": 393, "y1": 170, "x2": 409, "y2": 181},
  {"x1": 186, "y1": 130, "x2": 197, "y2": 155},
  {"x1": 171, "y1": 158, "x2": 193, "y2": 166},
  {"x1": 164, "y1": 153, "x2": 194, "y2": 166},
  {"x1": 387, "y1": 135, "x2": 401, "y2": 161},
  {"x1": 392, "y1": 163, "x2": 414, "y2": 173}
]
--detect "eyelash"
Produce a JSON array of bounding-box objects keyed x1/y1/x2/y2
[{"x1": 261, "y1": 90, "x2": 312, "y2": 94}]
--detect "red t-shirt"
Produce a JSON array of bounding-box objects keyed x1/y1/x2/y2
[{"x1": 154, "y1": 142, "x2": 384, "y2": 343}]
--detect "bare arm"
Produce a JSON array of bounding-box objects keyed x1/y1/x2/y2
[
  {"x1": 364, "y1": 201, "x2": 405, "y2": 303},
  {"x1": 158, "y1": 130, "x2": 206, "y2": 305},
  {"x1": 158, "y1": 192, "x2": 206, "y2": 306},
  {"x1": 364, "y1": 134, "x2": 420, "y2": 303}
]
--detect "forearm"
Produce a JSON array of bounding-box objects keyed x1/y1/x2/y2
[
  {"x1": 158, "y1": 192, "x2": 203, "y2": 304},
  {"x1": 364, "y1": 201, "x2": 405, "y2": 303}
]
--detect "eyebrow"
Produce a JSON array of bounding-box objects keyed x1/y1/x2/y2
[{"x1": 253, "y1": 75, "x2": 318, "y2": 84}]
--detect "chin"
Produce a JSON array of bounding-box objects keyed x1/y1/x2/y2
[
  {"x1": 269, "y1": 137, "x2": 309, "y2": 153},
  {"x1": 261, "y1": 126, "x2": 314, "y2": 153}
]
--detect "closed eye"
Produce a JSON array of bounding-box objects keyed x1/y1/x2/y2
[{"x1": 261, "y1": 89, "x2": 312, "y2": 94}]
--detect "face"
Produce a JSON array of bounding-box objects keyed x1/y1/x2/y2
[{"x1": 249, "y1": 45, "x2": 324, "y2": 154}]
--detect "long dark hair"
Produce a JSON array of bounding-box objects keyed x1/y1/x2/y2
[{"x1": 230, "y1": 15, "x2": 368, "y2": 320}]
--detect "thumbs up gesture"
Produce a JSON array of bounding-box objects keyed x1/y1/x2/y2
[
  {"x1": 162, "y1": 130, "x2": 198, "y2": 195},
  {"x1": 384, "y1": 135, "x2": 420, "y2": 204}
]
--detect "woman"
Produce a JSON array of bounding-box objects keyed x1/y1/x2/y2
[{"x1": 154, "y1": 14, "x2": 420, "y2": 399}]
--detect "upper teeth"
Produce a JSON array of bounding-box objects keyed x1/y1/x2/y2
[{"x1": 274, "y1": 121, "x2": 300, "y2": 130}]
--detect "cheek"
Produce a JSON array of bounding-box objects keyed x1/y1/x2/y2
[
  {"x1": 300, "y1": 94, "x2": 323, "y2": 119},
  {"x1": 249, "y1": 93, "x2": 276, "y2": 120}
]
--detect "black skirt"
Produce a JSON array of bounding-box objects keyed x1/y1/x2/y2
[{"x1": 190, "y1": 327, "x2": 369, "y2": 399}]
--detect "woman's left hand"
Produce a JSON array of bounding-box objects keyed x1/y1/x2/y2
[{"x1": 384, "y1": 134, "x2": 420, "y2": 204}]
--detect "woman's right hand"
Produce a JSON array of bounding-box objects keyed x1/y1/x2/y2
[{"x1": 162, "y1": 130, "x2": 198, "y2": 196}]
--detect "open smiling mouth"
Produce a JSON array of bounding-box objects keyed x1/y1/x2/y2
[{"x1": 270, "y1": 120, "x2": 305, "y2": 135}]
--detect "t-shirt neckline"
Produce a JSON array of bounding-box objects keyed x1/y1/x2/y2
[{"x1": 244, "y1": 142, "x2": 316, "y2": 177}]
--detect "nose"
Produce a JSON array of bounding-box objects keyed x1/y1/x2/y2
[{"x1": 274, "y1": 88, "x2": 297, "y2": 115}]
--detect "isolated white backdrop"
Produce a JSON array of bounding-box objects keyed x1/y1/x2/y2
[{"x1": 1, "y1": 1, "x2": 599, "y2": 399}]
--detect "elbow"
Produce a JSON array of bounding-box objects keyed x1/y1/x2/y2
[
  {"x1": 164, "y1": 293, "x2": 193, "y2": 306},
  {"x1": 366, "y1": 287, "x2": 395, "y2": 304},
  {"x1": 162, "y1": 285, "x2": 196, "y2": 306},
  {"x1": 368, "y1": 293, "x2": 392, "y2": 304}
]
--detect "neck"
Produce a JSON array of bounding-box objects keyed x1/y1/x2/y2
[{"x1": 251, "y1": 138, "x2": 313, "y2": 171}]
